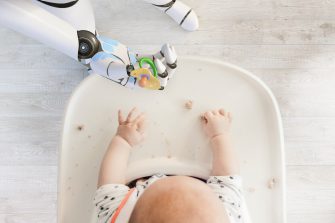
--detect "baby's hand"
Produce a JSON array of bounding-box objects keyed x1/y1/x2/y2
[
  {"x1": 116, "y1": 107, "x2": 147, "y2": 147},
  {"x1": 201, "y1": 108, "x2": 232, "y2": 139}
]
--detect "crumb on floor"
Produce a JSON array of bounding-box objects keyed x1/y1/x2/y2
[{"x1": 184, "y1": 100, "x2": 193, "y2": 109}]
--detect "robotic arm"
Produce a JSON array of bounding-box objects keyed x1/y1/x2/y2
[
  {"x1": 88, "y1": 35, "x2": 177, "y2": 90},
  {"x1": 0, "y1": 0, "x2": 179, "y2": 90},
  {"x1": 0, "y1": 0, "x2": 79, "y2": 60},
  {"x1": 77, "y1": 31, "x2": 177, "y2": 90}
]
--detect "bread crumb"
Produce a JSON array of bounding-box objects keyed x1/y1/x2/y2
[
  {"x1": 267, "y1": 178, "x2": 277, "y2": 189},
  {"x1": 184, "y1": 100, "x2": 193, "y2": 110},
  {"x1": 77, "y1": 125, "x2": 84, "y2": 131}
]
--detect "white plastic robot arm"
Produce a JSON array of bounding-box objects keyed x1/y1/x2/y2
[
  {"x1": 89, "y1": 36, "x2": 178, "y2": 90},
  {"x1": 0, "y1": 0, "x2": 178, "y2": 90},
  {"x1": 90, "y1": 51, "x2": 137, "y2": 89},
  {"x1": 33, "y1": 0, "x2": 96, "y2": 34},
  {"x1": 143, "y1": 0, "x2": 199, "y2": 31},
  {"x1": 0, "y1": 0, "x2": 79, "y2": 60}
]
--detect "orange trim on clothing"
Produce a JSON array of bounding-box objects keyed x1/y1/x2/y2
[{"x1": 110, "y1": 188, "x2": 135, "y2": 223}]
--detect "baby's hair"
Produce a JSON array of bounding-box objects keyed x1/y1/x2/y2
[{"x1": 129, "y1": 176, "x2": 229, "y2": 223}]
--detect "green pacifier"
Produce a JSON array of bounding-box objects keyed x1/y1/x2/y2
[{"x1": 139, "y1": 57, "x2": 158, "y2": 78}]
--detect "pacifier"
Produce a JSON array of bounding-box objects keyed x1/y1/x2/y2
[{"x1": 130, "y1": 58, "x2": 161, "y2": 90}]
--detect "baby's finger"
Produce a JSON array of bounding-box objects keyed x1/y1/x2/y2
[
  {"x1": 200, "y1": 115, "x2": 207, "y2": 123},
  {"x1": 211, "y1": 110, "x2": 218, "y2": 115},
  {"x1": 118, "y1": 110, "x2": 125, "y2": 124},
  {"x1": 201, "y1": 117, "x2": 207, "y2": 129},
  {"x1": 219, "y1": 108, "x2": 226, "y2": 116},
  {"x1": 136, "y1": 118, "x2": 147, "y2": 134},
  {"x1": 204, "y1": 111, "x2": 213, "y2": 120},
  {"x1": 126, "y1": 107, "x2": 138, "y2": 123},
  {"x1": 134, "y1": 112, "x2": 146, "y2": 124}
]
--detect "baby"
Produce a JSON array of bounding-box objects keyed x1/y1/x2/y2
[{"x1": 94, "y1": 107, "x2": 250, "y2": 223}]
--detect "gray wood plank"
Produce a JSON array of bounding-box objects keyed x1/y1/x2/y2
[
  {"x1": 287, "y1": 166, "x2": 335, "y2": 190},
  {"x1": 286, "y1": 141, "x2": 335, "y2": 165},
  {"x1": 1, "y1": 45, "x2": 335, "y2": 70},
  {"x1": 0, "y1": 214, "x2": 56, "y2": 223},
  {"x1": 0, "y1": 93, "x2": 72, "y2": 118},
  {"x1": 288, "y1": 213, "x2": 335, "y2": 223},
  {"x1": 0, "y1": 166, "x2": 57, "y2": 213},
  {"x1": 0, "y1": 69, "x2": 84, "y2": 93},
  {"x1": 0, "y1": 117, "x2": 62, "y2": 143},
  {"x1": 287, "y1": 189, "x2": 335, "y2": 214}
]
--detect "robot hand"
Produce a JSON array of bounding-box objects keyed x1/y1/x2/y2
[
  {"x1": 135, "y1": 43, "x2": 177, "y2": 90},
  {"x1": 89, "y1": 35, "x2": 177, "y2": 90}
]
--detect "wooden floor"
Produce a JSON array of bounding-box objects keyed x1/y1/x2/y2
[{"x1": 1, "y1": 0, "x2": 335, "y2": 222}]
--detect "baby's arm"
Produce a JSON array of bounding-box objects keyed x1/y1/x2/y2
[
  {"x1": 201, "y1": 108, "x2": 239, "y2": 176},
  {"x1": 202, "y1": 109, "x2": 252, "y2": 222},
  {"x1": 98, "y1": 107, "x2": 147, "y2": 187}
]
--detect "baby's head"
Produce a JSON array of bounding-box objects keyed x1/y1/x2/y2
[{"x1": 129, "y1": 176, "x2": 229, "y2": 223}]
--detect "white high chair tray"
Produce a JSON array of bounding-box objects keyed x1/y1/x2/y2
[{"x1": 59, "y1": 56, "x2": 286, "y2": 223}]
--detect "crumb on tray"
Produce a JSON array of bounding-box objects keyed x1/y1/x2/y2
[
  {"x1": 77, "y1": 125, "x2": 84, "y2": 131},
  {"x1": 184, "y1": 100, "x2": 193, "y2": 110},
  {"x1": 267, "y1": 178, "x2": 277, "y2": 189}
]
